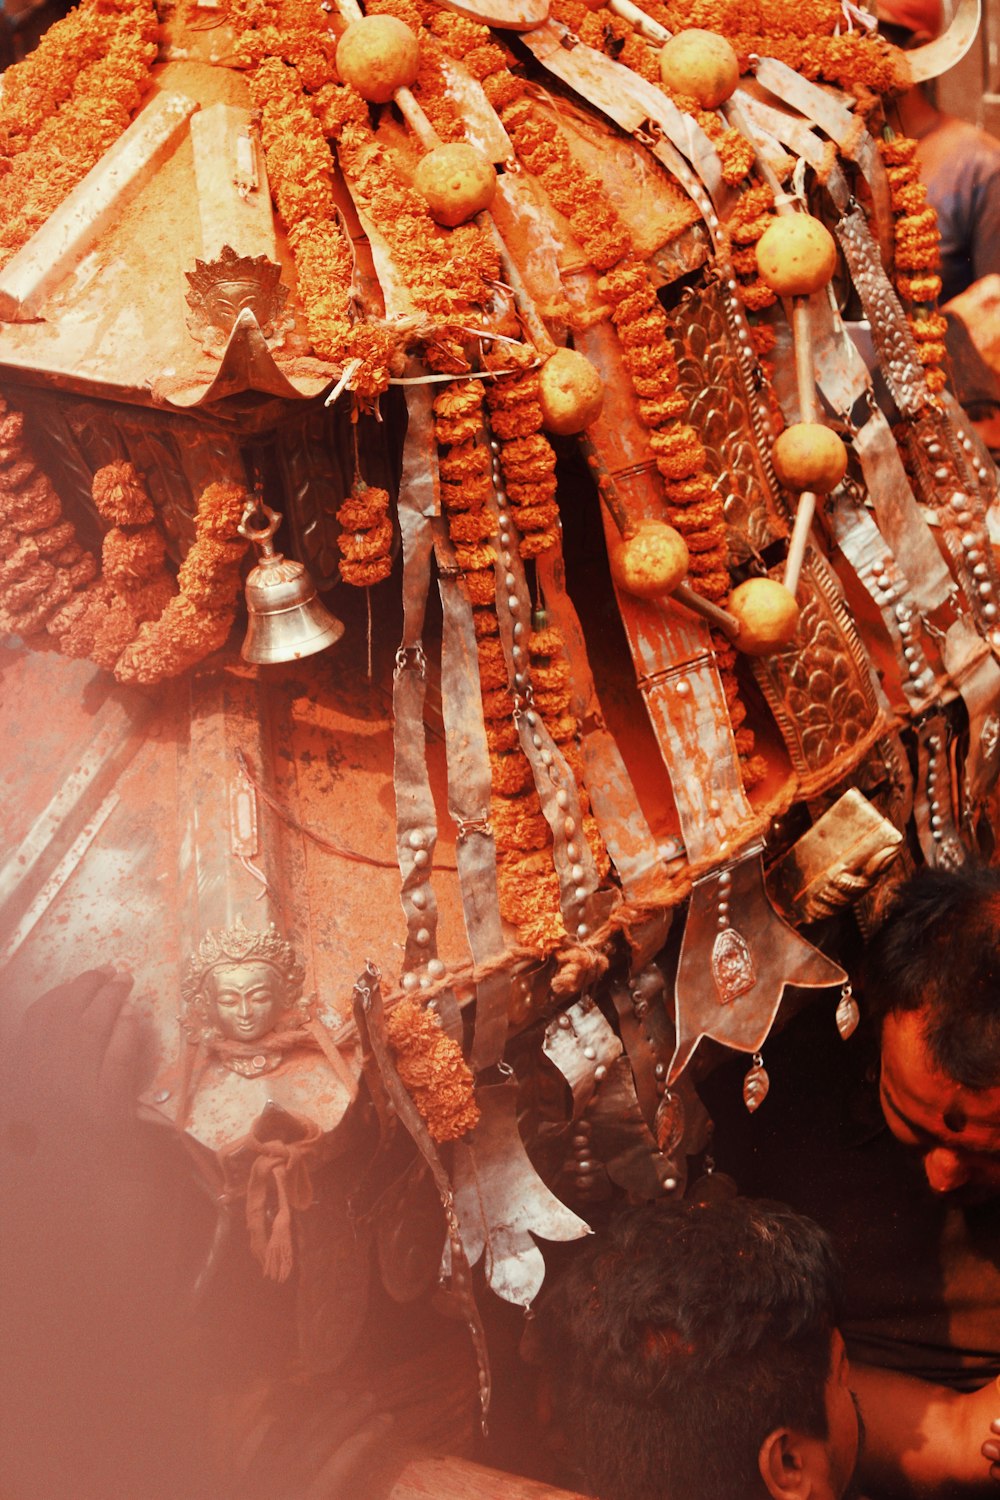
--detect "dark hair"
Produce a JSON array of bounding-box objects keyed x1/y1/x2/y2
[
  {"x1": 537, "y1": 1198, "x2": 842, "y2": 1500},
  {"x1": 864, "y1": 865, "x2": 1000, "y2": 1089}
]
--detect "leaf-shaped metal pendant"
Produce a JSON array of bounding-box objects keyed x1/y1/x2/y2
[
  {"x1": 654, "y1": 1089, "x2": 686, "y2": 1157},
  {"x1": 743, "y1": 1055, "x2": 770, "y2": 1113},
  {"x1": 836, "y1": 986, "x2": 860, "y2": 1040}
]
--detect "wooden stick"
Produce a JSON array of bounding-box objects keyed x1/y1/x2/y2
[
  {"x1": 674, "y1": 581, "x2": 741, "y2": 639},
  {"x1": 608, "y1": 0, "x2": 669, "y2": 41},
  {"x1": 393, "y1": 86, "x2": 442, "y2": 152},
  {"x1": 783, "y1": 489, "x2": 817, "y2": 594},
  {"x1": 791, "y1": 296, "x2": 818, "y2": 422}
]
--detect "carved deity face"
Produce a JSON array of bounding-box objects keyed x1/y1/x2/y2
[{"x1": 203, "y1": 960, "x2": 287, "y2": 1042}]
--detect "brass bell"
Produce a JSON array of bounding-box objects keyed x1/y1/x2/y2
[{"x1": 239, "y1": 501, "x2": 344, "y2": 665}]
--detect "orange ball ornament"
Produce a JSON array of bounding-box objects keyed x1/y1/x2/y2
[
  {"x1": 728, "y1": 578, "x2": 801, "y2": 656},
  {"x1": 755, "y1": 216, "x2": 838, "y2": 298},
  {"x1": 414, "y1": 143, "x2": 497, "y2": 228},
  {"x1": 772, "y1": 423, "x2": 848, "y2": 494},
  {"x1": 336, "y1": 15, "x2": 419, "y2": 104},
  {"x1": 539, "y1": 349, "x2": 605, "y2": 436},
  {"x1": 659, "y1": 28, "x2": 740, "y2": 109},
  {"x1": 610, "y1": 522, "x2": 689, "y2": 599}
]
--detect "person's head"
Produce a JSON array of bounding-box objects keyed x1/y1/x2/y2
[
  {"x1": 537, "y1": 1198, "x2": 860, "y2": 1500},
  {"x1": 865, "y1": 865, "x2": 1000, "y2": 1198}
]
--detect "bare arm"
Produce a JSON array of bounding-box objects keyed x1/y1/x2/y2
[{"x1": 852, "y1": 1362, "x2": 1000, "y2": 1497}]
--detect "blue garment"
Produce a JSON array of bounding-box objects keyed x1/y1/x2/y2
[{"x1": 922, "y1": 117, "x2": 1000, "y2": 304}]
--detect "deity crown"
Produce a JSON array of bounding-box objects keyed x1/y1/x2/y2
[{"x1": 181, "y1": 916, "x2": 305, "y2": 1009}]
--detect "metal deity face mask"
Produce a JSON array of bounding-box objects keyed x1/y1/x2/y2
[{"x1": 181, "y1": 918, "x2": 308, "y2": 1050}]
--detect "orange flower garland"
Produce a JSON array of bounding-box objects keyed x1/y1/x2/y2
[
  {"x1": 241, "y1": 55, "x2": 396, "y2": 396},
  {"x1": 336, "y1": 484, "x2": 393, "y2": 585},
  {"x1": 0, "y1": 0, "x2": 159, "y2": 269},
  {"x1": 50, "y1": 462, "x2": 175, "y2": 669},
  {"x1": 432, "y1": 378, "x2": 603, "y2": 952},
  {"x1": 384, "y1": 997, "x2": 479, "y2": 1142},
  {"x1": 879, "y1": 132, "x2": 947, "y2": 397},
  {"x1": 484, "y1": 340, "x2": 562, "y2": 561},
  {"x1": 426, "y1": 15, "x2": 764, "y2": 785},
  {"x1": 0, "y1": 396, "x2": 96, "y2": 641},
  {"x1": 570, "y1": 0, "x2": 907, "y2": 95},
  {"x1": 114, "y1": 481, "x2": 248, "y2": 684},
  {"x1": 225, "y1": 0, "x2": 500, "y2": 390}
]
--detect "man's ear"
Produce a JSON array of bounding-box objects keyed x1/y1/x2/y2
[{"x1": 759, "y1": 1428, "x2": 811, "y2": 1500}]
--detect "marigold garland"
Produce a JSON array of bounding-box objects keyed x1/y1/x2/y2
[
  {"x1": 562, "y1": 0, "x2": 907, "y2": 95},
  {"x1": 113, "y1": 481, "x2": 248, "y2": 684},
  {"x1": 226, "y1": 0, "x2": 501, "y2": 388},
  {"x1": 337, "y1": 484, "x2": 393, "y2": 585},
  {"x1": 0, "y1": 0, "x2": 159, "y2": 269},
  {"x1": 431, "y1": 378, "x2": 609, "y2": 952},
  {"x1": 0, "y1": 395, "x2": 96, "y2": 642},
  {"x1": 878, "y1": 132, "x2": 947, "y2": 397},
  {"x1": 50, "y1": 462, "x2": 176, "y2": 669},
  {"x1": 428, "y1": 8, "x2": 764, "y2": 790},
  {"x1": 385, "y1": 997, "x2": 480, "y2": 1142},
  {"x1": 240, "y1": 55, "x2": 396, "y2": 396}
]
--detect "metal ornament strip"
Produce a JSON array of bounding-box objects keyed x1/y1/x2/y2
[
  {"x1": 669, "y1": 849, "x2": 846, "y2": 1080},
  {"x1": 913, "y1": 716, "x2": 966, "y2": 869},
  {"x1": 574, "y1": 317, "x2": 754, "y2": 863},
  {"x1": 431, "y1": 516, "x2": 510, "y2": 1072},
  {"x1": 750, "y1": 550, "x2": 885, "y2": 782},
  {"x1": 834, "y1": 205, "x2": 929, "y2": 420},
  {"x1": 852, "y1": 404, "x2": 955, "y2": 615},
  {"x1": 543, "y1": 994, "x2": 624, "y2": 1116},
  {"x1": 589, "y1": 1055, "x2": 685, "y2": 1199},
  {"x1": 939, "y1": 620, "x2": 1000, "y2": 817},
  {"x1": 667, "y1": 277, "x2": 789, "y2": 559},
  {"x1": 905, "y1": 412, "x2": 1000, "y2": 646},
  {"x1": 830, "y1": 205, "x2": 1000, "y2": 643},
  {"x1": 393, "y1": 381, "x2": 446, "y2": 1000},
  {"x1": 449, "y1": 1082, "x2": 591, "y2": 1309},
  {"x1": 828, "y1": 492, "x2": 941, "y2": 716}
]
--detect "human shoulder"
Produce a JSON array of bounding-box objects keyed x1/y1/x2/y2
[{"x1": 932, "y1": 116, "x2": 1000, "y2": 171}]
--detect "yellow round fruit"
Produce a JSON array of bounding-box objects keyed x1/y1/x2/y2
[
  {"x1": 538, "y1": 349, "x2": 604, "y2": 436},
  {"x1": 658, "y1": 29, "x2": 740, "y2": 109},
  {"x1": 755, "y1": 215, "x2": 838, "y2": 298},
  {"x1": 610, "y1": 522, "x2": 689, "y2": 599},
  {"x1": 772, "y1": 423, "x2": 848, "y2": 494},
  {"x1": 336, "y1": 15, "x2": 420, "y2": 104},
  {"x1": 728, "y1": 578, "x2": 801, "y2": 656},
  {"x1": 414, "y1": 143, "x2": 497, "y2": 228}
]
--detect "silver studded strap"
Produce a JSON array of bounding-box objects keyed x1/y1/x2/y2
[
  {"x1": 393, "y1": 381, "x2": 452, "y2": 1017},
  {"x1": 431, "y1": 515, "x2": 510, "y2": 1072},
  {"x1": 913, "y1": 714, "x2": 967, "y2": 868}
]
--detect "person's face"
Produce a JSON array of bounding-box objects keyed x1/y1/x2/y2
[
  {"x1": 880, "y1": 1010, "x2": 1000, "y2": 1200},
  {"x1": 205, "y1": 961, "x2": 283, "y2": 1042}
]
